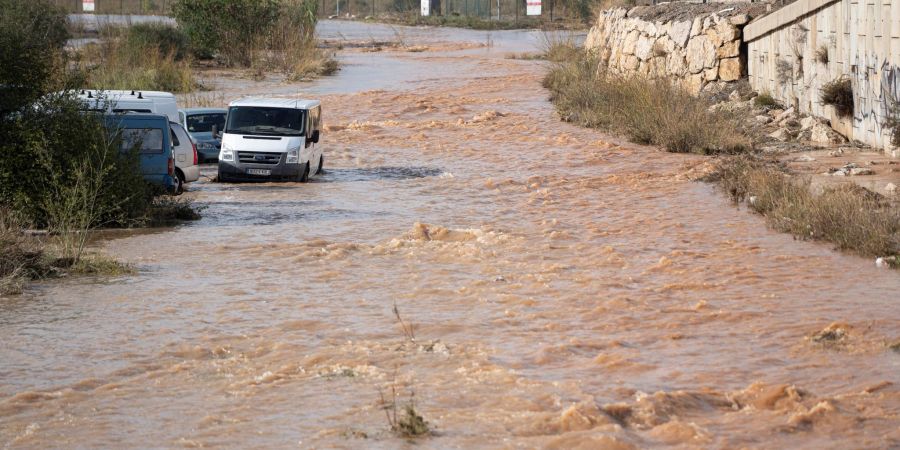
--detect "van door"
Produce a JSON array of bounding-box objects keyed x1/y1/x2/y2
[
  {"x1": 308, "y1": 105, "x2": 322, "y2": 171},
  {"x1": 120, "y1": 124, "x2": 166, "y2": 176},
  {"x1": 115, "y1": 116, "x2": 171, "y2": 183}
]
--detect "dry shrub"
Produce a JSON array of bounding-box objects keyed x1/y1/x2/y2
[
  {"x1": 815, "y1": 45, "x2": 829, "y2": 65},
  {"x1": 821, "y1": 77, "x2": 853, "y2": 117},
  {"x1": 539, "y1": 32, "x2": 582, "y2": 63},
  {"x1": 0, "y1": 211, "x2": 47, "y2": 295},
  {"x1": 710, "y1": 156, "x2": 900, "y2": 259},
  {"x1": 248, "y1": 1, "x2": 337, "y2": 80},
  {"x1": 543, "y1": 49, "x2": 751, "y2": 154},
  {"x1": 754, "y1": 91, "x2": 781, "y2": 108},
  {"x1": 597, "y1": 0, "x2": 637, "y2": 11}
]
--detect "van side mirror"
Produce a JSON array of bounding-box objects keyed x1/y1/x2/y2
[
  {"x1": 212, "y1": 124, "x2": 219, "y2": 139},
  {"x1": 311, "y1": 129, "x2": 320, "y2": 143}
]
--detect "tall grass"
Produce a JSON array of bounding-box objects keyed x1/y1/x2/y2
[
  {"x1": 543, "y1": 49, "x2": 751, "y2": 154},
  {"x1": 709, "y1": 156, "x2": 900, "y2": 260},
  {"x1": 539, "y1": 32, "x2": 582, "y2": 62},
  {"x1": 78, "y1": 24, "x2": 195, "y2": 92}
]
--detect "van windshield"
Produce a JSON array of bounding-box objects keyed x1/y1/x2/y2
[{"x1": 225, "y1": 106, "x2": 305, "y2": 136}]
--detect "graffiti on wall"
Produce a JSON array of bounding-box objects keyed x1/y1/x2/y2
[{"x1": 879, "y1": 61, "x2": 900, "y2": 144}]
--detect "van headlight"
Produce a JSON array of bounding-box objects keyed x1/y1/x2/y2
[
  {"x1": 220, "y1": 145, "x2": 234, "y2": 162},
  {"x1": 286, "y1": 148, "x2": 300, "y2": 164}
]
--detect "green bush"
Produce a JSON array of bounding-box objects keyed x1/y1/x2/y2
[
  {"x1": 1, "y1": 93, "x2": 152, "y2": 228},
  {"x1": 0, "y1": 0, "x2": 69, "y2": 114},
  {"x1": 125, "y1": 22, "x2": 190, "y2": 61},
  {"x1": 173, "y1": 0, "x2": 280, "y2": 65},
  {"x1": 172, "y1": 0, "x2": 318, "y2": 67},
  {"x1": 0, "y1": 1, "x2": 154, "y2": 229}
]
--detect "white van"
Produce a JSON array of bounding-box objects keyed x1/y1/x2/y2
[
  {"x1": 217, "y1": 98, "x2": 322, "y2": 183},
  {"x1": 77, "y1": 90, "x2": 179, "y2": 122}
]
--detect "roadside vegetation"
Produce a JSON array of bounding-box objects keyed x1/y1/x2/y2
[
  {"x1": 707, "y1": 157, "x2": 900, "y2": 265},
  {"x1": 0, "y1": 0, "x2": 198, "y2": 294},
  {"x1": 385, "y1": 13, "x2": 544, "y2": 30},
  {"x1": 172, "y1": 0, "x2": 338, "y2": 80},
  {"x1": 544, "y1": 45, "x2": 900, "y2": 265},
  {"x1": 543, "y1": 49, "x2": 751, "y2": 154}
]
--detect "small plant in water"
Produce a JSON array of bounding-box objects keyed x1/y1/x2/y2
[
  {"x1": 393, "y1": 302, "x2": 416, "y2": 343},
  {"x1": 379, "y1": 385, "x2": 431, "y2": 438}
]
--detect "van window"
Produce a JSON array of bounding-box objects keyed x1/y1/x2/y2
[
  {"x1": 225, "y1": 106, "x2": 305, "y2": 136},
  {"x1": 170, "y1": 127, "x2": 180, "y2": 146},
  {"x1": 120, "y1": 128, "x2": 165, "y2": 154},
  {"x1": 113, "y1": 108, "x2": 153, "y2": 114},
  {"x1": 186, "y1": 113, "x2": 226, "y2": 133}
]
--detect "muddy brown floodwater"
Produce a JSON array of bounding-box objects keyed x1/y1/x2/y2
[{"x1": 3, "y1": 21, "x2": 900, "y2": 449}]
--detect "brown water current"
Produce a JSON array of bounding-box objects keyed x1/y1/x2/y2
[{"x1": 3, "y1": 21, "x2": 900, "y2": 449}]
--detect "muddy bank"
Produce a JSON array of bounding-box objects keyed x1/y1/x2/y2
[{"x1": 2, "y1": 21, "x2": 900, "y2": 449}]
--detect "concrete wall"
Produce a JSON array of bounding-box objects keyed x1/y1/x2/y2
[
  {"x1": 585, "y1": 6, "x2": 752, "y2": 94},
  {"x1": 745, "y1": 0, "x2": 900, "y2": 152}
]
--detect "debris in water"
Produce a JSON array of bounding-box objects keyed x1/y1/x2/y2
[
  {"x1": 810, "y1": 323, "x2": 850, "y2": 346},
  {"x1": 875, "y1": 256, "x2": 897, "y2": 268}
]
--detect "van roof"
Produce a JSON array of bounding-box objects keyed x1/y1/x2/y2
[
  {"x1": 228, "y1": 97, "x2": 320, "y2": 109},
  {"x1": 180, "y1": 107, "x2": 227, "y2": 115},
  {"x1": 105, "y1": 112, "x2": 169, "y2": 123},
  {"x1": 78, "y1": 89, "x2": 175, "y2": 99}
]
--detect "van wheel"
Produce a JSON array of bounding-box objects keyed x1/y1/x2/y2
[
  {"x1": 315, "y1": 154, "x2": 324, "y2": 175},
  {"x1": 217, "y1": 171, "x2": 230, "y2": 183},
  {"x1": 174, "y1": 170, "x2": 185, "y2": 195},
  {"x1": 297, "y1": 162, "x2": 310, "y2": 183}
]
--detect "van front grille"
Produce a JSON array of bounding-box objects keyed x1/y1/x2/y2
[{"x1": 237, "y1": 151, "x2": 281, "y2": 165}]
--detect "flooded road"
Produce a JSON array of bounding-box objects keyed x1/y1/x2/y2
[{"x1": 3, "y1": 21, "x2": 900, "y2": 448}]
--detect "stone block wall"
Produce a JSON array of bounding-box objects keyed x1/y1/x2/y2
[{"x1": 584, "y1": 5, "x2": 757, "y2": 95}]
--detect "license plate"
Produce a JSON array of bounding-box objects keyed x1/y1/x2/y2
[{"x1": 246, "y1": 168, "x2": 271, "y2": 176}]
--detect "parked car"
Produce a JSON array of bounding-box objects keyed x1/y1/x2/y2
[
  {"x1": 169, "y1": 122, "x2": 200, "y2": 194},
  {"x1": 104, "y1": 113, "x2": 178, "y2": 194},
  {"x1": 178, "y1": 108, "x2": 226, "y2": 163},
  {"x1": 79, "y1": 90, "x2": 179, "y2": 122},
  {"x1": 218, "y1": 98, "x2": 322, "y2": 182}
]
